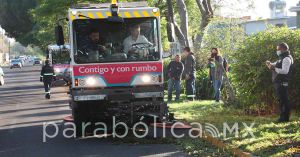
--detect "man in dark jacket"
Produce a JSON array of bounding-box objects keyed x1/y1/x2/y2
[
  {"x1": 167, "y1": 54, "x2": 184, "y2": 101},
  {"x1": 266, "y1": 42, "x2": 294, "y2": 123},
  {"x1": 40, "y1": 60, "x2": 56, "y2": 99},
  {"x1": 79, "y1": 29, "x2": 107, "y2": 62},
  {"x1": 183, "y1": 47, "x2": 196, "y2": 101}
]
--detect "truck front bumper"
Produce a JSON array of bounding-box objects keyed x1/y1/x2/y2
[{"x1": 72, "y1": 86, "x2": 164, "y2": 102}]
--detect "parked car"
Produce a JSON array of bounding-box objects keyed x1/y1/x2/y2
[
  {"x1": 17, "y1": 57, "x2": 25, "y2": 66},
  {"x1": 0, "y1": 67, "x2": 4, "y2": 86},
  {"x1": 33, "y1": 58, "x2": 42, "y2": 65},
  {"x1": 10, "y1": 59, "x2": 23, "y2": 69},
  {"x1": 19, "y1": 55, "x2": 27, "y2": 60},
  {"x1": 28, "y1": 57, "x2": 34, "y2": 63}
]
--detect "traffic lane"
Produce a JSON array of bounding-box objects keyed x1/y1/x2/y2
[
  {"x1": 0, "y1": 88, "x2": 70, "y2": 129},
  {"x1": 0, "y1": 124, "x2": 184, "y2": 157},
  {"x1": 0, "y1": 65, "x2": 187, "y2": 157},
  {"x1": 0, "y1": 65, "x2": 70, "y2": 128},
  {"x1": 0, "y1": 64, "x2": 70, "y2": 128}
]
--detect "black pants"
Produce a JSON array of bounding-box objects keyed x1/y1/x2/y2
[
  {"x1": 274, "y1": 82, "x2": 290, "y2": 121},
  {"x1": 44, "y1": 81, "x2": 52, "y2": 95}
]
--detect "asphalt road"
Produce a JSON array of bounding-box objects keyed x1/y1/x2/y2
[{"x1": 0, "y1": 62, "x2": 186, "y2": 157}]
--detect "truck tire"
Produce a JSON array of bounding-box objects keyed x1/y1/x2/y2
[{"x1": 72, "y1": 102, "x2": 88, "y2": 138}]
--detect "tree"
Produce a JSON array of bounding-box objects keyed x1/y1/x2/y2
[
  {"x1": 232, "y1": 27, "x2": 300, "y2": 111},
  {"x1": 166, "y1": 0, "x2": 187, "y2": 47},
  {"x1": 0, "y1": 0, "x2": 37, "y2": 45},
  {"x1": 197, "y1": 17, "x2": 245, "y2": 68},
  {"x1": 194, "y1": 0, "x2": 214, "y2": 48}
]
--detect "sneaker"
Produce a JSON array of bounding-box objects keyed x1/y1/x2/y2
[
  {"x1": 45, "y1": 94, "x2": 51, "y2": 99},
  {"x1": 275, "y1": 118, "x2": 289, "y2": 123},
  {"x1": 187, "y1": 98, "x2": 194, "y2": 101}
]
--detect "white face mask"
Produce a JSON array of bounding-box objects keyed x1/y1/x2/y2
[{"x1": 276, "y1": 51, "x2": 282, "y2": 56}]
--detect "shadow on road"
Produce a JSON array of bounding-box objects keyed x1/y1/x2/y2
[
  {"x1": 19, "y1": 110, "x2": 70, "y2": 118},
  {"x1": 0, "y1": 105, "x2": 69, "y2": 114},
  {"x1": 0, "y1": 124, "x2": 185, "y2": 157},
  {"x1": 0, "y1": 85, "x2": 44, "y2": 92}
]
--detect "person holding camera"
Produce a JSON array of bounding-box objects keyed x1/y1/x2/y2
[
  {"x1": 266, "y1": 42, "x2": 294, "y2": 123},
  {"x1": 167, "y1": 55, "x2": 184, "y2": 102},
  {"x1": 208, "y1": 48, "x2": 224, "y2": 103}
]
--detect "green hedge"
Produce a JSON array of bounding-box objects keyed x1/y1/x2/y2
[{"x1": 232, "y1": 27, "x2": 300, "y2": 111}]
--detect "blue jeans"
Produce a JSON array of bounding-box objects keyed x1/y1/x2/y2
[
  {"x1": 213, "y1": 80, "x2": 222, "y2": 101},
  {"x1": 186, "y1": 75, "x2": 196, "y2": 100},
  {"x1": 168, "y1": 79, "x2": 181, "y2": 101}
]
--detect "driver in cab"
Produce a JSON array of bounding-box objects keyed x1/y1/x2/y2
[
  {"x1": 80, "y1": 29, "x2": 107, "y2": 62},
  {"x1": 123, "y1": 24, "x2": 151, "y2": 59}
]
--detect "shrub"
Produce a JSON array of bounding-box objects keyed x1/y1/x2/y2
[
  {"x1": 232, "y1": 27, "x2": 300, "y2": 111},
  {"x1": 195, "y1": 69, "x2": 214, "y2": 100}
]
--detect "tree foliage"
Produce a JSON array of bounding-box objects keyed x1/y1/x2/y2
[
  {"x1": 232, "y1": 27, "x2": 300, "y2": 111},
  {"x1": 30, "y1": 0, "x2": 167, "y2": 48},
  {"x1": 195, "y1": 17, "x2": 245, "y2": 69},
  {"x1": 0, "y1": 0, "x2": 37, "y2": 45}
]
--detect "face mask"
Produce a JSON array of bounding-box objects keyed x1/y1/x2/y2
[{"x1": 276, "y1": 51, "x2": 282, "y2": 56}]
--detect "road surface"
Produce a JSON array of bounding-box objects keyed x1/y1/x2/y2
[{"x1": 0, "y1": 63, "x2": 186, "y2": 157}]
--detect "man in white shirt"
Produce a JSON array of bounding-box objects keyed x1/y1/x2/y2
[
  {"x1": 123, "y1": 24, "x2": 150, "y2": 55},
  {"x1": 266, "y1": 42, "x2": 294, "y2": 123}
]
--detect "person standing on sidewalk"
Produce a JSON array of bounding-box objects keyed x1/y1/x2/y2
[
  {"x1": 266, "y1": 42, "x2": 293, "y2": 123},
  {"x1": 183, "y1": 47, "x2": 196, "y2": 101},
  {"x1": 208, "y1": 48, "x2": 224, "y2": 102},
  {"x1": 167, "y1": 54, "x2": 184, "y2": 102}
]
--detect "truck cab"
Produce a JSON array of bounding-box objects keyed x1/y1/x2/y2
[{"x1": 56, "y1": 1, "x2": 169, "y2": 137}]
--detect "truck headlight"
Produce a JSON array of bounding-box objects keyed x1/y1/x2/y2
[
  {"x1": 86, "y1": 77, "x2": 96, "y2": 86},
  {"x1": 71, "y1": 10, "x2": 77, "y2": 16},
  {"x1": 152, "y1": 8, "x2": 159, "y2": 13},
  {"x1": 54, "y1": 68, "x2": 61, "y2": 73},
  {"x1": 141, "y1": 75, "x2": 151, "y2": 83}
]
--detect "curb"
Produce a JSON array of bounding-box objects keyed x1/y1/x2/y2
[{"x1": 192, "y1": 130, "x2": 255, "y2": 157}]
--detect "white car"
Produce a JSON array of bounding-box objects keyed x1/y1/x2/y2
[
  {"x1": 10, "y1": 59, "x2": 23, "y2": 69},
  {"x1": 33, "y1": 58, "x2": 42, "y2": 65},
  {"x1": 0, "y1": 67, "x2": 4, "y2": 86}
]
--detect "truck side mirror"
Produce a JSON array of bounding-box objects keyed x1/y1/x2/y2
[
  {"x1": 55, "y1": 25, "x2": 65, "y2": 46},
  {"x1": 167, "y1": 22, "x2": 175, "y2": 42}
]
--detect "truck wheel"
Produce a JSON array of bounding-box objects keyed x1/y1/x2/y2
[
  {"x1": 72, "y1": 102, "x2": 89, "y2": 138},
  {"x1": 72, "y1": 102, "x2": 83, "y2": 138}
]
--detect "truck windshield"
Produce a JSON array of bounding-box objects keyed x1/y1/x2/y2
[
  {"x1": 51, "y1": 49, "x2": 70, "y2": 64},
  {"x1": 73, "y1": 17, "x2": 160, "y2": 64}
]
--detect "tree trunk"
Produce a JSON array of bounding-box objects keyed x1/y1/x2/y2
[
  {"x1": 176, "y1": 0, "x2": 190, "y2": 47},
  {"x1": 194, "y1": 0, "x2": 214, "y2": 49},
  {"x1": 166, "y1": 0, "x2": 187, "y2": 47}
]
